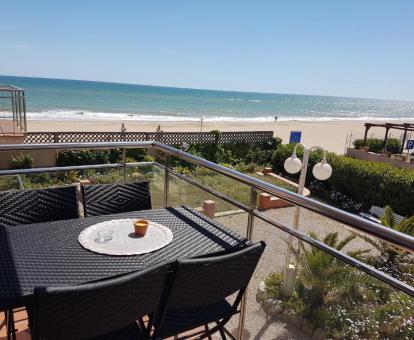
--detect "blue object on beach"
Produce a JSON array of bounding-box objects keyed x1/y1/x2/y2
[
  {"x1": 289, "y1": 131, "x2": 302, "y2": 144},
  {"x1": 406, "y1": 140, "x2": 414, "y2": 150}
]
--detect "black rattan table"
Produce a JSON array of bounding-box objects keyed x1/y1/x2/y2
[{"x1": 0, "y1": 207, "x2": 248, "y2": 309}]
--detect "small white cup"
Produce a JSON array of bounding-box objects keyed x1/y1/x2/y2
[{"x1": 95, "y1": 230, "x2": 113, "y2": 244}]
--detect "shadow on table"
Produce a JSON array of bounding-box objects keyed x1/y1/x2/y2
[{"x1": 168, "y1": 207, "x2": 249, "y2": 252}]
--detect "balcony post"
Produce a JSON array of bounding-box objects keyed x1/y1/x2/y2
[
  {"x1": 237, "y1": 187, "x2": 257, "y2": 340},
  {"x1": 383, "y1": 125, "x2": 390, "y2": 152},
  {"x1": 401, "y1": 126, "x2": 408, "y2": 154},
  {"x1": 163, "y1": 154, "x2": 170, "y2": 208},
  {"x1": 363, "y1": 124, "x2": 370, "y2": 145},
  {"x1": 11, "y1": 91, "x2": 16, "y2": 130},
  {"x1": 122, "y1": 148, "x2": 127, "y2": 182},
  {"x1": 22, "y1": 91, "x2": 27, "y2": 132}
]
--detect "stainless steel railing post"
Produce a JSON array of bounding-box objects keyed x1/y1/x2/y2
[
  {"x1": 16, "y1": 175, "x2": 24, "y2": 190},
  {"x1": 164, "y1": 154, "x2": 170, "y2": 208},
  {"x1": 237, "y1": 187, "x2": 257, "y2": 340},
  {"x1": 122, "y1": 148, "x2": 127, "y2": 183}
]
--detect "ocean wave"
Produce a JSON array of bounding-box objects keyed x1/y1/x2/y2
[
  {"x1": 25, "y1": 110, "x2": 414, "y2": 123},
  {"x1": 226, "y1": 98, "x2": 262, "y2": 103}
]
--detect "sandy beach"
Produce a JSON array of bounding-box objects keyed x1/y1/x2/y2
[{"x1": 27, "y1": 119, "x2": 414, "y2": 154}]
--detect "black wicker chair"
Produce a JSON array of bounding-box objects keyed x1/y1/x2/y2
[
  {"x1": 31, "y1": 262, "x2": 172, "y2": 340},
  {"x1": 0, "y1": 185, "x2": 80, "y2": 339},
  {"x1": 152, "y1": 242, "x2": 266, "y2": 339},
  {"x1": 81, "y1": 181, "x2": 152, "y2": 217},
  {"x1": 0, "y1": 185, "x2": 80, "y2": 227}
]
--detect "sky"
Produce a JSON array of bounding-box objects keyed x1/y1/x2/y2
[{"x1": 0, "y1": 0, "x2": 413, "y2": 101}]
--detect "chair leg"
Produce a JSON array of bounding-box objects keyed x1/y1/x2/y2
[
  {"x1": 137, "y1": 318, "x2": 147, "y2": 337},
  {"x1": 222, "y1": 327, "x2": 236, "y2": 340},
  {"x1": 6, "y1": 309, "x2": 17, "y2": 340},
  {"x1": 204, "y1": 324, "x2": 213, "y2": 340},
  {"x1": 138, "y1": 318, "x2": 146, "y2": 329},
  {"x1": 218, "y1": 327, "x2": 227, "y2": 340}
]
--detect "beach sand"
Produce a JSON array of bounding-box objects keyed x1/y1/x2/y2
[{"x1": 27, "y1": 119, "x2": 414, "y2": 154}]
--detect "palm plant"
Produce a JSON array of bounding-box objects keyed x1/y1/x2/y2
[
  {"x1": 293, "y1": 232, "x2": 370, "y2": 312},
  {"x1": 380, "y1": 205, "x2": 414, "y2": 235},
  {"x1": 363, "y1": 206, "x2": 414, "y2": 282}
]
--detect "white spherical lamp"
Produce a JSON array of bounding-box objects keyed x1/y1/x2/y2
[
  {"x1": 312, "y1": 161, "x2": 332, "y2": 180},
  {"x1": 284, "y1": 156, "x2": 302, "y2": 174}
]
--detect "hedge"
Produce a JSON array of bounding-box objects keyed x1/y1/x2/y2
[
  {"x1": 57, "y1": 150, "x2": 122, "y2": 166},
  {"x1": 272, "y1": 144, "x2": 414, "y2": 216},
  {"x1": 56, "y1": 149, "x2": 150, "y2": 167},
  {"x1": 353, "y1": 138, "x2": 401, "y2": 154},
  {"x1": 174, "y1": 136, "x2": 282, "y2": 167}
]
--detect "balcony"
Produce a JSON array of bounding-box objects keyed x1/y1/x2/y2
[{"x1": 0, "y1": 141, "x2": 413, "y2": 340}]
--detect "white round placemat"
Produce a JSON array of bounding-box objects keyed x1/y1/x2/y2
[{"x1": 78, "y1": 219, "x2": 173, "y2": 256}]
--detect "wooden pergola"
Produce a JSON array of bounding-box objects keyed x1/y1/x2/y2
[{"x1": 363, "y1": 122, "x2": 414, "y2": 153}]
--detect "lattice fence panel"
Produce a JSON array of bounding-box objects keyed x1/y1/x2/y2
[
  {"x1": 24, "y1": 131, "x2": 273, "y2": 145},
  {"x1": 57, "y1": 132, "x2": 125, "y2": 143},
  {"x1": 23, "y1": 133, "x2": 56, "y2": 144},
  {"x1": 124, "y1": 132, "x2": 149, "y2": 142},
  {"x1": 219, "y1": 131, "x2": 274, "y2": 144}
]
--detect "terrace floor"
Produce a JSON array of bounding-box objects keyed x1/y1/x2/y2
[
  {"x1": 0, "y1": 310, "x2": 225, "y2": 340},
  {"x1": 0, "y1": 309, "x2": 30, "y2": 340}
]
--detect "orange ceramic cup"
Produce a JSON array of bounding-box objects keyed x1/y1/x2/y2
[{"x1": 133, "y1": 220, "x2": 149, "y2": 237}]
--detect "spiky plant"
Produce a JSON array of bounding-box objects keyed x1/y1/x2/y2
[
  {"x1": 293, "y1": 232, "x2": 370, "y2": 312},
  {"x1": 363, "y1": 206, "x2": 414, "y2": 282},
  {"x1": 380, "y1": 206, "x2": 414, "y2": 235}
]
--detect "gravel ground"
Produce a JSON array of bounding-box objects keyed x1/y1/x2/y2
[{"x1": 214, "y1": 206, "x2": 375, "y2": 340}]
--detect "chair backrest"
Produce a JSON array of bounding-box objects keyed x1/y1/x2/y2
[
  {"x1": 0, "y1": 185, "x2": 80, "y2": 227},
  {"x1": 154, "y1": 242, "x2": 265, "y2": 334},
  {"x1": 81, "y1": 181, "x2": 152, "y2": 217},
  {"x1": 370, "y1": 205, "x2": 405, "y2": 224},
  {"x1": 370, "y1": 206, "x2": 385, "y2": 218},
  {"x1": 32, "y1": 262, "x2": 171, "y2": 340}
]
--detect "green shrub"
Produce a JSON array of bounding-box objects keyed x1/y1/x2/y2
[
  {"x1": 271, "y1": 144, "x2": 414, "y2": 216},
  {"x1": 353, "y1": 138, "x2": 401, "y2": 154},
  {"x1": 57, "y1": 150, "x2": 122, "y2": 166},
  {"x1": 126, "y1": 148, "x2": 147, "y2": 161},
  {"x1": 264, "y1": 272, "x2": 283, "y2": 299},
  {"x1": 327, "y1": 153, "x2": 414, "y2": 216},
  {"x1": 210, "y1": 129, "x2": 221, "y2": 143},
  {"x1": 9, "y1": 154, "x2": 34, "y2": 169},
  {"x1": 180, "y1": 137, "x2": 282, "y2": 167},
  {"x1": 234, "y1": 163, "x2": 257, "y2": 173},
  {"x1": 29, "y1": 173, "x2": 52, "y2": 185}
]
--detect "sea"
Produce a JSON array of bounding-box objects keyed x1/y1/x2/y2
[{"x1": 1, "y1": 75, "x2": 413, "y2": 122}]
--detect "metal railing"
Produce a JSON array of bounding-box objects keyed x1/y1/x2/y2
[
  {"x1": 0, "y1": 141, "x2": 413, "y2": 339},
  {"x1": 0, "y1": 84, "x2": 27, "y2": 133}
]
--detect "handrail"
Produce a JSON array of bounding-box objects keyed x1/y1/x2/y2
[
  {"x1": 0, "y1": 141, "x2": 153, "y2": 151},
  {"x1": 0, "y1": 162, "x2": 154, "y2": 176},
  {"x1": 1, "y1": 141, "x2": 413, "y2": 252}
]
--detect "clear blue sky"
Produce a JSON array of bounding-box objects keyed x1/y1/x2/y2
[{"x1": 0, "y1": 1, "x2": 413, "y2": 101}]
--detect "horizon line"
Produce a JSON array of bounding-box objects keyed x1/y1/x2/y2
[{"x1": 0, "y1": 73, "x2": 413, "y2": 104}]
